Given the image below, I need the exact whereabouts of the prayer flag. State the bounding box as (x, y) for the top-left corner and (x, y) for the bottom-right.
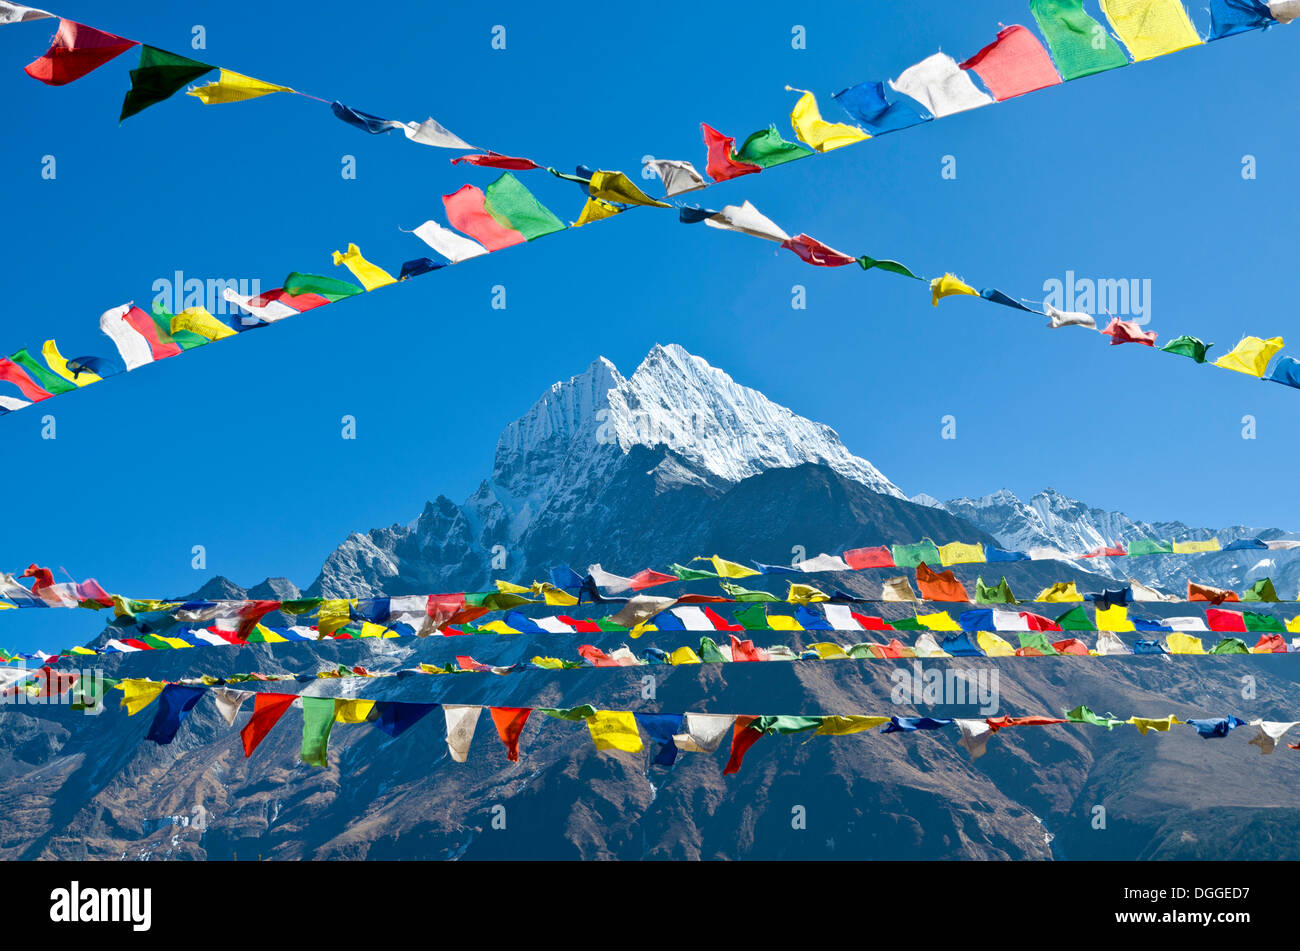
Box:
(959, 25), (1062, 101)
(25, 19), (137, 85)
(121, 46), (212, 121)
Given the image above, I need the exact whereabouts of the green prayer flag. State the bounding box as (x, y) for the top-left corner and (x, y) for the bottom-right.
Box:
(734, 124), (814, 168)
(1128, 539), (1173, 557)
(71, 676), (119, 712)
(753, 715), (823, 735)
(891, 540), (940, 569)
(9, 348), (75, 395)
(891, 617), (923, 631)
(121, 46), (214, 122)
(300, 697), (336, 767)
(699, 636), (728, 663)
(595, 617), (629, 632)
(1160, 334), (1213, 363)
(540, 704), (598, 721)
(1016, 632), (1059, 655)
(669, 563), (717, 581)
(858, 256), (920, 279)
(283, 271), (364, 301)
(1210, 637), (1251, 654)
(721, 582), (778, 602)
(484, 172), (566, 241)
(1054, 605), (1096, 631)
(976, 577), (1019, 604)
(280, 598), (324, 615)
(846, 644), (876, 659)
(1243, 613), (1283, 633)
(1029, 0), (1130, 81)
(1243, 578), (1279, 602)
(480, 593), (535, 610)
(732, 604), (770, 629)
(1065, 705), (1123, 729)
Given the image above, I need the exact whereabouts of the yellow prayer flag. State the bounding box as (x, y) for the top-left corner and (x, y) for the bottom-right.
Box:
(316, 599), (355, 637)
(537, 583), (579, 606)
(669, 646), (702, 665)
(1094, 604), (1135, 632)
(1172, 537), (1220, 554)
(1166, 633), (1206, 654)
(918, 611), (961, 632)
(815, 715), (891, 736)
(572, 197), (622, 227)
(1286, 616), (1300, 634)
(1036, 582), (1083, 603)
(42, 340), (100, 385)
(495, 580), (531, 595)
(700, 555), (760, 579)
(531, 656), (566, 669)
(332, 243), (396, 291)
(931, 273), (979, 306)
(187, 69), (295, 104)
(586, 171), (670, 208)
(1100, 0), (1202, 62)
(334, 699), (376, 724)
(939, 541), (984, 566)
(359, 621), (396, 638)
(977, 631), (1016, 656)
(1127, 715), (1181, 734)
(478, 620), (519, 635)
(1214, 336), (1284, 377)
(787, 583), (828, 604)
(766, 614), (804, 631)
(810, 642), (850, 659)
(787, 88), (870, 152)
(586, 710), (644, 752)
(171, 306), (235, 342)
(156, 637), (192, 650)
(118, 679), (166, 716)
(250, 624), (287, 643)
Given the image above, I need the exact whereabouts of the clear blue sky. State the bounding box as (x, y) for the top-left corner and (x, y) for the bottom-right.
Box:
(2, 1), (1298, 651)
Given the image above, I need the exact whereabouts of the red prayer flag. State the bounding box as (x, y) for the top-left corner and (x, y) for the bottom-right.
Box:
(489, 707), (531, 762)
(629, 568), (677, 590)
(1101, 318), (1157, 346)
(1082, 544), (1125, 558)
(122, 306), (181, 360)
(1019, 612), (1061, 632)
(24, 19), (138, 86)
(729, 635), (763, 661)
(780, 234), (857, 267)
(1205, 608), (1247, 633)
(844, 546), (895, 569)
(706, 608), (745, 632)
(1188, 582), (1239, 604)
(240, 693), (296, 756)
(959, 25), (1062, 101)
(251, 288), (331, 313)
(915, 562), (970, 602)
(1253, 634), (1287, 653)
(578, 644), (619, 667)
(451, 152), (542, 171)
(0, 358), (54, 402)
(701, 123), (761, 182)
(851, 612), (893, 630)
(1052, 638), (1090, 655)
(442, 184), (524, 251)
(557, 615), (603, 633)
(985, 715), (1067, 733)
(723, 715), (762, 775)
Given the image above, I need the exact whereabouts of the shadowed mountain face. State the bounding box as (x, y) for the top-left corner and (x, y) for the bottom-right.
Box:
(4, 344), (1299, 860)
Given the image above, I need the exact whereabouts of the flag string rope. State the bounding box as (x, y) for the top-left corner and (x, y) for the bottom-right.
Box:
(1, 4), (1298, 416)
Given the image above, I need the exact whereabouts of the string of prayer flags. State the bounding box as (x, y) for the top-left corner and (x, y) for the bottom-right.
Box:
(1030, 0), (1131, 79)
(24, 19), (137, 86)
(120, 46), (213, 121)
(330, 244), (397, 291)
(785, 87), (870, 152)
(832, 80), (932, 135)
(959, 25), (1063, 101)
(889, 52), (994, 118)
(1214, 336), (1284, 377)
(700, 123), (761, 182)
(1100, 0), (1204, 61)
(187, 69), (293, 104)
